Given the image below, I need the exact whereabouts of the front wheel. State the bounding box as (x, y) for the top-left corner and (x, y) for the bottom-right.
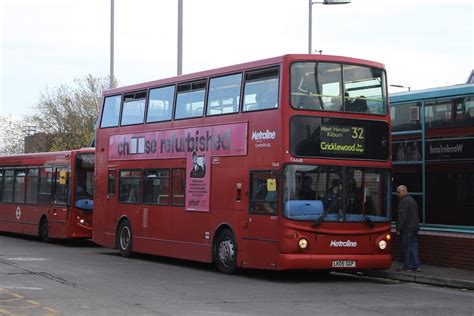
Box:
(116, 220), (133, 257)
(214, 229), (238, 274)
(39, 217), (49, 243)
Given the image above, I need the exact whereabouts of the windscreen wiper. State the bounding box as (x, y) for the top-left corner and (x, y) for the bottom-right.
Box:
(312, 211), (328, 227)
(362, 214), (375, 228)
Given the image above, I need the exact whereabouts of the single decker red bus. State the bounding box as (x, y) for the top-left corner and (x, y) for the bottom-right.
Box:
(93, 54), (392, 273)
(0, 148), (94, 241)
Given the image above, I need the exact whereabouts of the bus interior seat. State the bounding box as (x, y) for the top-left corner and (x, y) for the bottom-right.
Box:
(296, 95), (321, 110)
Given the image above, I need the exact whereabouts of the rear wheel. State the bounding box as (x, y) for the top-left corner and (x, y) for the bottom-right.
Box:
(214, 229), (237, 274)
(39, 217), (49, 243)
(116, 220), (133, 257)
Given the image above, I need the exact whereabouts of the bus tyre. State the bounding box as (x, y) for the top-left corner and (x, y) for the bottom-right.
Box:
(117, 220), (133, 258)
(39, 217), (49, 243)
(215, 229), (237, 274)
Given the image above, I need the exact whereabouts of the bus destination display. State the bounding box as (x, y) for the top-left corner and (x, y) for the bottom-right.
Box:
(320, 124), (365, 155)
(290, 116), (389, 160)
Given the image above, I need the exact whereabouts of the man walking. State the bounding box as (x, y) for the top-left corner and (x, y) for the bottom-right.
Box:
(396, 185), (422, 272)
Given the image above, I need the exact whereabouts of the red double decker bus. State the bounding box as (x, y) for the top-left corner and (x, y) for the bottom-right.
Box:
(93, 54), (392, 273)
(0, 148), (94, 241)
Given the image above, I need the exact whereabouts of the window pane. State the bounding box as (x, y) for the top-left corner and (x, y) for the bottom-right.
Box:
(391, 102), (421, 132)
(425, 99), (452, 129)
(344, 65), (385, 114)
(121, 91), (147, 126)
(2, 170), (14, 202)
(454, 96), (474, 127)
(243, 68), (279, 112)
(119, 170), (142, 203)
(38, 167), (52, 204)
(143, 170), (170, 205)
(393, 139), (422, 162)
(25, 169), (39, 203)
(100, 95), (121, 128)
(147, 86), (175, 122)
(171, 169), (185, 206)
(175, 81), (206, 119)
(74, 154), (94, 204)
(13, 170), (26, 203)
(291, 62), (342, 111)
(250, 172), (278, 214)
(207, 73), (242, 116)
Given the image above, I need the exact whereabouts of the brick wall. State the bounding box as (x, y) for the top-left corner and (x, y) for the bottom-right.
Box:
(391, 230), (474, 270)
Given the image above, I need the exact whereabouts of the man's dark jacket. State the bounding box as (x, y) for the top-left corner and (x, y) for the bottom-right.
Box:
(396, 195), (420, 233)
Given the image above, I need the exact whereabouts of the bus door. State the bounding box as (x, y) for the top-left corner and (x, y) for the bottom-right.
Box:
(105, 168), (118, 235)
(241, 171), (279, 269)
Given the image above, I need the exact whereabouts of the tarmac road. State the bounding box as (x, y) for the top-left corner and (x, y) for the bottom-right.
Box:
(0, 233), (473, 315)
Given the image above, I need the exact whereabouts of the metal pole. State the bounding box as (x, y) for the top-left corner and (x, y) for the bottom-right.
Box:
(177, 0), (183, 75)
(308, 0), (312, 54)
(110, 0), (115, 88)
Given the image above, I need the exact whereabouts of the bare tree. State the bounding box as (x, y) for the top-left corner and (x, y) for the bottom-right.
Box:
(31, 75), (115, 151)
(0, 115), (28, 154)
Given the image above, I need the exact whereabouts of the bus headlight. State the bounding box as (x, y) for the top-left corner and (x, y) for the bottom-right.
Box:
(378, 240), (387, 250)
(298, 238), (309, 250)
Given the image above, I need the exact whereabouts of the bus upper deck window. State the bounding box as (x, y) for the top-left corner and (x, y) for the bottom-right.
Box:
(175, 80), (206, 120)
(100, 95), (121, 128)
(243, 68), (279, 112)
(207, 73), (242, 116)
(290, 62), (387, 115)
(121, 91), (147, 126)
(147, 86), (175, 123)
(291, 62), (342, 111)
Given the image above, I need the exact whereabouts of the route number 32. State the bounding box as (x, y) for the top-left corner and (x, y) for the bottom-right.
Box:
(351, 127), (364, 140)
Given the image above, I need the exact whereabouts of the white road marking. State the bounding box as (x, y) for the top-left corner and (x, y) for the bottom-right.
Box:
(6, 258), (48, 262)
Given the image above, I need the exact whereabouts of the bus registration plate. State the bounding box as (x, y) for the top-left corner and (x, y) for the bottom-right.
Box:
(332, 260), (356, 268)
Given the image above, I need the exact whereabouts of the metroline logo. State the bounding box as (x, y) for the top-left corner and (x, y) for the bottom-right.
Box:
(330, 240), (358, 247)
(251, 130), (276, 141)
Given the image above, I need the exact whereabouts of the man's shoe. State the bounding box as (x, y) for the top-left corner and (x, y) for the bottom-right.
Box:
(396, 268), (413, 272)
(413, 268), (422, 272)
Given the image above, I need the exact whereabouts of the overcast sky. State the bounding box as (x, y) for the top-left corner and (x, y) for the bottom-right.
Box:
(1, 0), (473, 117)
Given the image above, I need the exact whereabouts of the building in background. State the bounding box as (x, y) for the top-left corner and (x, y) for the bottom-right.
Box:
(390, 82), (474, 270)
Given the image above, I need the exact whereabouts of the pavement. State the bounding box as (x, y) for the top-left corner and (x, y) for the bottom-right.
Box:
(356, 261), (474, 290)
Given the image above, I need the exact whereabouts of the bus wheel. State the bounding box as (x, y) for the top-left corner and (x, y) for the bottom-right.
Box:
(117, 220), (133, 257)
(215, 229), (237, 274)
(39, 217), (49, 243)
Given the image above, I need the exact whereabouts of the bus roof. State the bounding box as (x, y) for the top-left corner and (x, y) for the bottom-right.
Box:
(390, 83), (474, 105)
(104, 54), (386, 96)
(0, 147), (94, 163)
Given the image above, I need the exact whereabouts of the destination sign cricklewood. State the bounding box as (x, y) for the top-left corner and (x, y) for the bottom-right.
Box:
(320, 124), (366, 155)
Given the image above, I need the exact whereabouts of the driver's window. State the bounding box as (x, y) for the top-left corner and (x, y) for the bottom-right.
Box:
(249, 171), (279, 214)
